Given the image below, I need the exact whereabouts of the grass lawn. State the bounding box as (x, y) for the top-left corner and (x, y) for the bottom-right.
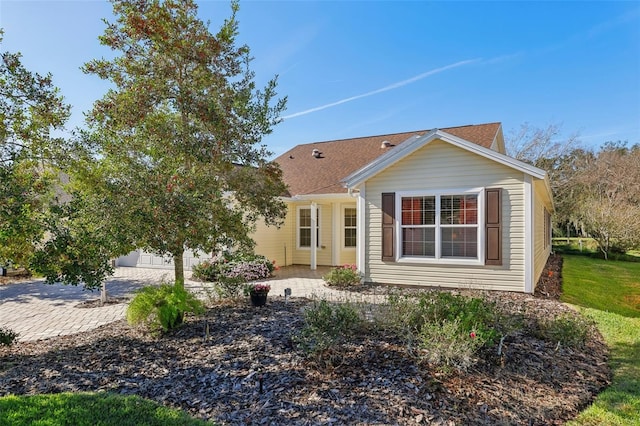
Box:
(0, 392), (209, 426)
(562, 254), (640, 425)
(561, 254), (640, 318)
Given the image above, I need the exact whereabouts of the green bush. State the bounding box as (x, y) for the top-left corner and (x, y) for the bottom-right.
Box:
(0, 327), (19, 346)
(191, 259), (224, 282)
(384, 291), (502, 370)
(535, 313), (593, 348)
(212, 275), (246, 299)
(416, 319), (485, 371)
(388, 292), (500, 344)
(322, 264), (362, 287)
(126, 283), (205, 334)
(294, 300), (362, 363)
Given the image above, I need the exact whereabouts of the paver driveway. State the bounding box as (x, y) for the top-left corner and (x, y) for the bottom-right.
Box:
(0, 266), (339, 342)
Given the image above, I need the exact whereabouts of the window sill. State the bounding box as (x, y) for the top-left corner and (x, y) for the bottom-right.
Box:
(396, 257), (483, 266)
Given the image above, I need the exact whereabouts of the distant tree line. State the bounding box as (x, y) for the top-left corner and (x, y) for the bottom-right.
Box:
(507, 123), (640, 259)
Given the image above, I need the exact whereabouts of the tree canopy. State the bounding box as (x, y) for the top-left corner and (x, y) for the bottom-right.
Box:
(78, 0), (288, 284)
(0, 29), (70, 267)
(506, 123), (640, 258)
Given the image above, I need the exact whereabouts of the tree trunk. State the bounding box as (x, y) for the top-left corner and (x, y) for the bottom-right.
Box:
(174, 250), (185, 289)
(101, 282), (108, 304)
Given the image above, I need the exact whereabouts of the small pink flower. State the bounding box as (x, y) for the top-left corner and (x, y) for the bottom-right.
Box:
(469, 332), (477, 339)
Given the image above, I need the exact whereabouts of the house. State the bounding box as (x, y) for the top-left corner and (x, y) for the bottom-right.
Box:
(252, 122), (553, 294)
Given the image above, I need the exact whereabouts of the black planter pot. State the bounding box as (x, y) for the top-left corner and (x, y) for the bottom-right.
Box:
(250, 292), (268, 307)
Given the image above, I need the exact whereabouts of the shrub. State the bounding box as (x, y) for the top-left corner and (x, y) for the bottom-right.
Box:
(0, 327), (19, 346)
(535, 313), (593, 348)
(416, 319), (485, 371)
(387, 292), (500, 343)
(294, 300), (362, 363)
(192, 259), (223, 282)
(126, 283), (205, 334)
(383, 291), (502, 370)
(192, 252), (275, 283)
(221, 259), (271, 283)
(323, 264), (362, 287)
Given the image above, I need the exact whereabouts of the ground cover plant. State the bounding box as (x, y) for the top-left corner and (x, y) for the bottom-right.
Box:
(0, 282), (609, 425)
(0, 392), (208, 426)
(560, 253), (640, 425)
(0, 328), (18, 347)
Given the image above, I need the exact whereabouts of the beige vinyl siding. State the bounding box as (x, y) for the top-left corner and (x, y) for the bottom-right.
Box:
(532, 181), (552, 289)
(365, 139), (527, 292)
(252, 201), (295, 266)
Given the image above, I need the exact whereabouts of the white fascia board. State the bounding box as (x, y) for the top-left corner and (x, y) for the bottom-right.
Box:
(342, 129), (548, 188)
(284, 193), (355, 202)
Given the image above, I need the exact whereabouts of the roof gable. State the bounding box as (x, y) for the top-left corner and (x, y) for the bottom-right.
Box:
(275, 122), (502, 196)
(342, 129), (547, 189)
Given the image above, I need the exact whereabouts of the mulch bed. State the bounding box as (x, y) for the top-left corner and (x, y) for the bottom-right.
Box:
(0, 255), (610, 425)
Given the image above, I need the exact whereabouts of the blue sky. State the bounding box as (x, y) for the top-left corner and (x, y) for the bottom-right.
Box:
(1, 1), (639, 157)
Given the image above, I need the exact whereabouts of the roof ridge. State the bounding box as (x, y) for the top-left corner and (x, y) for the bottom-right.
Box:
(290, 122), (501, 147)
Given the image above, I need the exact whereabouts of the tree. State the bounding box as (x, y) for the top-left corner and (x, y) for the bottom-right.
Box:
(79, 0), (287, 286)
(506, 122), (581, 167)
(30, 188), (135, 302)
(0, 29), (70, 268)
(505, 122), (583, 235)
(572, 142), (640, 258)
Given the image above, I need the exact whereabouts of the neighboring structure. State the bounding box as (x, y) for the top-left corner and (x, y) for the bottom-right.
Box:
(252, 122), (553, 293)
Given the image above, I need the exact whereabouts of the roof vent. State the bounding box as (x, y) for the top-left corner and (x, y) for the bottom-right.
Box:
(312, 148), (322, 158)
(381, 140), (392, 149)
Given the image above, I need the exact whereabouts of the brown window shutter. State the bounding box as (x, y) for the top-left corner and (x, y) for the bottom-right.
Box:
(381, 192), (395, 261)
(485, 188), (502, 265)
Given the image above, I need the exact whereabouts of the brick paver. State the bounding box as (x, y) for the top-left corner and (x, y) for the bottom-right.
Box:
(0, 266), (346, 342)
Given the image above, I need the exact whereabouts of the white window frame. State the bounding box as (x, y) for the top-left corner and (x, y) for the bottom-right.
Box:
(342, 205), (357, 249)
(395, 188), (485, 265)
(297, 205), (321, 249)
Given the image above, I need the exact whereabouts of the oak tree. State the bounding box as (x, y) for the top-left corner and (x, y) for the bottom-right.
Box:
(80, 0), (287, 286)
(0, 30), (70, 268)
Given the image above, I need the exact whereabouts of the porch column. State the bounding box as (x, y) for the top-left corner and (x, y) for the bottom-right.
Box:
(310, 202), (317, 270)
(356, 184), (366, 275)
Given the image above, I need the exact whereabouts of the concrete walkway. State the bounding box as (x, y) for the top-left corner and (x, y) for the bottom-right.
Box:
(0, 266), (350, 342)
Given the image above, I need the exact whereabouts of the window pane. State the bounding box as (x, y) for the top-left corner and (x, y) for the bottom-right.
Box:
(402, 228), (435, 257)
(441, 195), (477, 225)
(344, 208), (356, 227)
(463, 195), (478, 224)
(300, 228), (311, 247)
(402, 196), (435, 225)
(441, 228), (477, 258)
(344, 229), (356, 247)
(300, 208), (311, 227)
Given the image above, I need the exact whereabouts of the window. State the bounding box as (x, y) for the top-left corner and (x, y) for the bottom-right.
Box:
(298, 206), (320, 248)
(400, 193), (479, 260)
(544, 208), (551, 248)
(344, 207), (357, 248)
